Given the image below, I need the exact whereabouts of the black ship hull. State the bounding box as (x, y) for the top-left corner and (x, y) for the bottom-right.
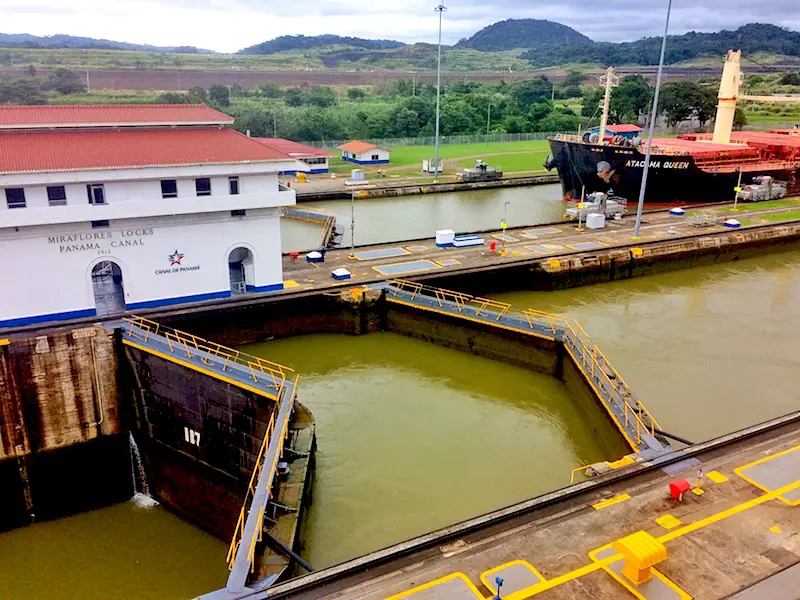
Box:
(547, 138), (800, 206)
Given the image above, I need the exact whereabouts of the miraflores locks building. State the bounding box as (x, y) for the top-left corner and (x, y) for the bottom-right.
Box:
(0, 104), (299, 328)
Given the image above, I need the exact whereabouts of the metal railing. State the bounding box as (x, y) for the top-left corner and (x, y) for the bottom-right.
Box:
(122, 315), (293, 391)
(562, 319), (660, 444)
(226, 375), (299, 576)
(301, 131), (565, 150)
(384, 280), (661, 449)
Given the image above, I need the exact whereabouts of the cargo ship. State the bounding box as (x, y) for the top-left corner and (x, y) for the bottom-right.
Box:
(545, 51), (800, 206)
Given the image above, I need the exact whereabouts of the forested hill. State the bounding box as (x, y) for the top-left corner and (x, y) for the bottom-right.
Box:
(0, 33), (209, 53)
(521, 23), (800, 67)
(239, 35), (405, 55)
(457, 19), (592, 51)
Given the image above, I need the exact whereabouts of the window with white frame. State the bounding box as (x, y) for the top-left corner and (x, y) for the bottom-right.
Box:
(5, 188), (25, 209)
(195, 178), (211, 196)
(47, 186), (67, 206)
(161, 179), (178, 198)
(86, 184), (106, 205)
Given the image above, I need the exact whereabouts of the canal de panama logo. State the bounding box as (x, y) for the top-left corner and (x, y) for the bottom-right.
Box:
(155, 250), (199, 275)
(168, 249), (184, 266)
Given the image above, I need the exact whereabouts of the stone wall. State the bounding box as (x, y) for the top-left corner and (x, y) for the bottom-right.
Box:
(0, 324), (129, 531)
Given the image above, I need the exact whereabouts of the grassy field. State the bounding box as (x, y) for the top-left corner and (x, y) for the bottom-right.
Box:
(324, 140), (551, 177)
(322, 140), (554, 180)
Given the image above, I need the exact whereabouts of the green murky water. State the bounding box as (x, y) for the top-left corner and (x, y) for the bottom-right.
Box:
(242, 333), (612, 569)
(4, 246), (800, 597)
(0, 496), (225, 600)
(281, 184), (565, 251)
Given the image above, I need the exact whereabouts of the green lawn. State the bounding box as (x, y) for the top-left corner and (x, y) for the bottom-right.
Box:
(387, 140), (550, 167)
(456, 151), (550, 173)
(741, 209), (800, 226)
(323, 140), (553, 178)
(717, 198), (800, 214)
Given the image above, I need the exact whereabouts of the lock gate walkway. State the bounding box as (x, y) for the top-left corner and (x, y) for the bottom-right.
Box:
(376, 280), (667, 454)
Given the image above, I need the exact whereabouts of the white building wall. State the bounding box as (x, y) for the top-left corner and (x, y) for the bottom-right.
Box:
(353, 149), (390, 163)
(0, 209), (284, 326)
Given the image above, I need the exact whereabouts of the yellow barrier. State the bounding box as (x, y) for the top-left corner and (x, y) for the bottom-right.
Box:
(123, 315), (293, 390)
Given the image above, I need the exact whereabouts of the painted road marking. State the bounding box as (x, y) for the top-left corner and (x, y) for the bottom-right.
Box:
(435, 258), (461, 267)
(480, 561), (544, 595)
(353, 247), (410, 261)
(735, 445), (800, 506)
(592, 494), (631, 510)
(568, 241), (610, 251)
(492, 233), (519, 242)
(521, 227), (562, 239)
(707, 471), (729, 484)
(655, 515), (682, 530)
(524, 245), (553, 255)
(373, 260), (441, 276)
(384, 572), (483, 599)
(406, 245), (429, 252)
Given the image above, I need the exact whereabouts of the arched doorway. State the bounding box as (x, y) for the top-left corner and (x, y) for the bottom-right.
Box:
(92, 261), (125, 315)
(228, 247), (254, 294)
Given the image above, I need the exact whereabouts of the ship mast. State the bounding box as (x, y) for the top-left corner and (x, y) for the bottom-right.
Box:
(712, 50), (800, 144)
(598, 66), (619, 139)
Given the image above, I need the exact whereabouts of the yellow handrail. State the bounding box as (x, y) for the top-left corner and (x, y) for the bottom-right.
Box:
(570, 462), (605, 484)
(123, 315), (293, 391)
(384, 281), (660, 447)
(226, 375), (299, 572)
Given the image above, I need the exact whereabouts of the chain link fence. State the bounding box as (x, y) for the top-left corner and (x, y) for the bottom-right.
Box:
(301, 132), (562, 149)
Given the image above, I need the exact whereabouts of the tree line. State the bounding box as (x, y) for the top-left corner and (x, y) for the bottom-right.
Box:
(0, 68), (754, 141)
(0, 67), (86, 104)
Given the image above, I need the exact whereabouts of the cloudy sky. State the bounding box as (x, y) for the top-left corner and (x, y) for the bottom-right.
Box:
(1, 0), (798, 53)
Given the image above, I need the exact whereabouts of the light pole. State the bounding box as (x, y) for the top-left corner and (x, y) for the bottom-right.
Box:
(433, 4), (447, 182)
(487, 102), (492, 137)
(632, 0), (673, 240)
(502, 200), (510, 249)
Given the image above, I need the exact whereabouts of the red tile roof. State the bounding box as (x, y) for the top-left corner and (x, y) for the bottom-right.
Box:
(0, 128), (292, 174)
(253, 138), (333, 158)
(0, 104), (233, 129)
(337, 140), (387, 154)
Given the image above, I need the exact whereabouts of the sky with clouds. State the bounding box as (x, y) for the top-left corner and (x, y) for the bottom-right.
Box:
(0, 0), (798, 53)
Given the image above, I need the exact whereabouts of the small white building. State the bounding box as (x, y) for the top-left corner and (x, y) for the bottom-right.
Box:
(337, 141), (390, 165)
(253, 138), (333, 174)
(0, 104), (297, 328)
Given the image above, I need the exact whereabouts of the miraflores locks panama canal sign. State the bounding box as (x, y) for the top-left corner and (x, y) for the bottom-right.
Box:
(46, 227), (201, 274)
(48, 228), (154, 253)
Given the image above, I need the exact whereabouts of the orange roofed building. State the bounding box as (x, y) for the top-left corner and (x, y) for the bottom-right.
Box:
(336, 140), (391, 165)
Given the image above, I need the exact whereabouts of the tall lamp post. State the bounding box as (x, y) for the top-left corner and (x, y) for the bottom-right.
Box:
(632, 0), (673, 240)
(433, 4), (447, 181)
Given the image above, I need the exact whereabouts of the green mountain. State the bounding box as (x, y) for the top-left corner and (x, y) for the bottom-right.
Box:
(521, 23), (800, 67)
(0, 33), (210, 53)
(239, 35), (405, 55)
(457, 19), (593, 52)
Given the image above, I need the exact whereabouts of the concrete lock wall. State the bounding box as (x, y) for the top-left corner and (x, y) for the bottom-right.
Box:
(0, 325), (130, 531)
(121, 342), (282, 540)
(159, 291), (383, 348)
(384, 301), (560, 376)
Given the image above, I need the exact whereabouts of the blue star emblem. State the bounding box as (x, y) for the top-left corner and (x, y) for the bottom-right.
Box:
(169, 250), (184, 265)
